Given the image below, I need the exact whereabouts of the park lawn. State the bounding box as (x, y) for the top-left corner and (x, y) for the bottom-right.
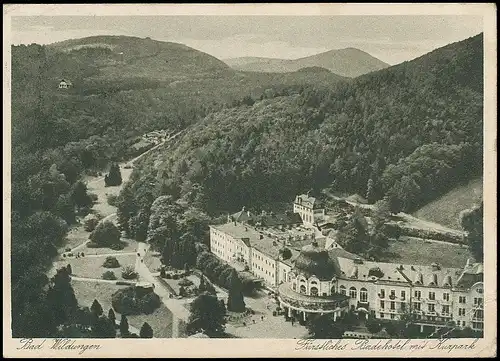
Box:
(56, 254), (137, 279)
(381, 236), (473, 268)
(72, 280), (171, 337)
(83, 238), (139, 256)
(72, 280), (128, 313)
(126, 304), (174, 338)
(62, 226), (89, 252)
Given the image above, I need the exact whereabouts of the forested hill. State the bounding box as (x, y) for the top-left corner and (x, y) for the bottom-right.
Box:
(124, 33), (483, 217)
(47, 35), (232, 80)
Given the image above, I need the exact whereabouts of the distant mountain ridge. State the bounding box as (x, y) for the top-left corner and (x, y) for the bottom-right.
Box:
(224, 48), (390, 78)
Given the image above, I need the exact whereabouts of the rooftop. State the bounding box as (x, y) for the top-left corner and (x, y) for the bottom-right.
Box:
(294, 194), (323, 209)
(229, 208), (302, 227)
(212, 222), (284, 260)
(293, 242), (341, 280)
(335, 256), (465, 287)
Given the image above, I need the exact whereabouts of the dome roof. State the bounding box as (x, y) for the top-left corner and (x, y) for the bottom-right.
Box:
(292, 241), (340, 280)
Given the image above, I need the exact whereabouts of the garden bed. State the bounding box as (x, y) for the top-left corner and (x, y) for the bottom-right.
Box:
(83, 238), (138, 255)
(55, 254), (137, 279)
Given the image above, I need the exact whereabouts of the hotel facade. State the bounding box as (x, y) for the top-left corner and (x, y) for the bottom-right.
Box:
(209, 194), (484, 332)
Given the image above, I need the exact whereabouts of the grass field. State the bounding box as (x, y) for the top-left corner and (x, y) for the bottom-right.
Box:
(62, 226), (89, 251)
(55, 254), (137, 279)
(413, 178), (482, 230)
(127, 304), (173, 338)
(381, 236), (473, 268)
(72, 280), (128, 313)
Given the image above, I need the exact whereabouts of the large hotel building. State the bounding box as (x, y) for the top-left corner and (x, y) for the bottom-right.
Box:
(209, 194), (484, 333)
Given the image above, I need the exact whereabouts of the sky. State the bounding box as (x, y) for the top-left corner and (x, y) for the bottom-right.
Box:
(10, 15), (483, 65)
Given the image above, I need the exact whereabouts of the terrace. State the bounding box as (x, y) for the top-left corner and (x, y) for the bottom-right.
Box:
(277, 283), (349, 312)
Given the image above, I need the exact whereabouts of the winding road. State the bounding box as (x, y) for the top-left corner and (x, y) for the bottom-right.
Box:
(53, 130), (188, 338)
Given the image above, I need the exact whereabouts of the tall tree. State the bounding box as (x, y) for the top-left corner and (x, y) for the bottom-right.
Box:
(337, 207), (369, 254)
(306, 313), (345, 339)
(226, 270), (246, 313)
(119, 314), (129, 336)
(45, 266), (78, 326)
(186, 293), (226, 337)
(105, 162), (122, 187)
(91, 299), (104, 317)
(459, 202), (483, 262)
(108, 308), (116, 327)
(140, 322), (154, 338)
(71, 181), (92, 209)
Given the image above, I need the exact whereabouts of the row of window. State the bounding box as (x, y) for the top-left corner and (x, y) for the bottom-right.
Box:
(380, 289), (407, 300)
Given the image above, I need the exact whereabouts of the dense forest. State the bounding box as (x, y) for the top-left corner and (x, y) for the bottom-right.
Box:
(122, 34), (483, 219)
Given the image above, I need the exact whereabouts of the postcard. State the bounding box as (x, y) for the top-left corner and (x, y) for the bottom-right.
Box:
(3, 3), (497, 358)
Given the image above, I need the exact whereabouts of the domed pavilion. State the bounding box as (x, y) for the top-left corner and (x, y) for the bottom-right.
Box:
(277, 241), (349, 323)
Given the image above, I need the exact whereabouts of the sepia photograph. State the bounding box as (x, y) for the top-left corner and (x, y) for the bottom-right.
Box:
(3, 3), (497, 358)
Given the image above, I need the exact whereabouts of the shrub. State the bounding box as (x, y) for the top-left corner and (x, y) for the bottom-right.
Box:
(67, 253), (74, 257)
(102, 271), (117, 280)
(103, 256), (120, 268)
(366, 318), (383, 334)
(89, 193), (98, 202)
(272, 311), (277, 316)
(89, 221), (121, 247)
(62, 254), (66, 258)
(110, 242), (125, 251)
(178, 278), (193, 287)
(107, 194), (119, 207)
(122, 266), (138, 280)
(165, 273), (172, 279)
(87, 242), (99, 248)
(112, 286), (161, 315)
(172, 274), (179, 280)
(65, 247), (71, 252)
(81, 252), (85, 257)
(116, 281), (133, 286)
(138, 292), (161, 314)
